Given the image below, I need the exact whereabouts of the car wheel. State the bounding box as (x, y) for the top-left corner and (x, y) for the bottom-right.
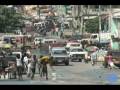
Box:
(65, 61), (69, 66)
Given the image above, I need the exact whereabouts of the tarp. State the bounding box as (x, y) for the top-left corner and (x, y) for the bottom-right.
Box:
(4, 44), (12, 48)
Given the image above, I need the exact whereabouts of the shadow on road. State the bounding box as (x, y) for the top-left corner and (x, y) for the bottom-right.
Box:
(71, 61), (82, 62)
(53, 64), (73, 66)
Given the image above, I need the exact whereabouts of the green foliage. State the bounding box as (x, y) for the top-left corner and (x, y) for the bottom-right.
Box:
(85, 17), (99, 33)
(0, 5), (24, 33)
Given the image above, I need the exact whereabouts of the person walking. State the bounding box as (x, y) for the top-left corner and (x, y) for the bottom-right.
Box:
(30, 55), (37, 80)
(106, 52), (115, 69)
(16, 54), (23, 80)
(23, 54), (29, 73)
(38, 55), (54, 80)
(27, 55), (32, 78)
(55, 27), (59, 36)
(91, 51), (97, 66)
(52, 29), (55, 36)
(60, 31), (63, 39)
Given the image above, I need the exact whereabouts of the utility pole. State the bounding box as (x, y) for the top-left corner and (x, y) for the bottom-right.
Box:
(79, 5), (84, 37)
(37, 5), (40, 21)
(98, 5), (101, 43)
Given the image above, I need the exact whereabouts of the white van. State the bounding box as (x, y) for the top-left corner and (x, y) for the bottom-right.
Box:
(12, 52), (22, 59)
(41, 38), (57, 44)
(90, 33), (111, 44)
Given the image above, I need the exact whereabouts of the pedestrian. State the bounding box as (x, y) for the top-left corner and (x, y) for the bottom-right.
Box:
(106, 52), (116, 69)
(23, 54), (29, 73)
(91, 50), (97, 66)
(39, 55), (49, 80)
(16, 54), (23, 80)
(52, 29), (55, 36)
(60, 31), (63, 39)
(55, 27), (59, 36)
(27, 55), (32, 78)
(30, 55), (37, 80)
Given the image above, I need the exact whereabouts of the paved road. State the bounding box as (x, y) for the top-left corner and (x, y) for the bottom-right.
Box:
(0, 61), (120, 85)
(1, 35), (120, 85)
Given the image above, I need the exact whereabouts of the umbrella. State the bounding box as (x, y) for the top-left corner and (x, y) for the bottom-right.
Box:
(4, 44), (12, 48)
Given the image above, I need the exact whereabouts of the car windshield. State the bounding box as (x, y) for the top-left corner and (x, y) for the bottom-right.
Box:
(72, 35), (82, 39)
(71, 49), (83, 52)
(53, 50), (67, 55)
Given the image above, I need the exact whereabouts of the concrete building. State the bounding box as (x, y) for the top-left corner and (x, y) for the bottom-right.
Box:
(71, 5), (120, 34)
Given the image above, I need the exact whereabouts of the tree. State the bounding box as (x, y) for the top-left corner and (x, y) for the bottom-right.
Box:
(85, 17), (99, 33)
(0, 5), (25, 33)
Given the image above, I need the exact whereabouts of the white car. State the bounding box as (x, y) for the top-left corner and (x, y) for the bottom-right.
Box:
(66, 42), (82, 51)
(41, 38), (56, 44)
(12, 51), (22, 59)
(68, 47), (88, 62)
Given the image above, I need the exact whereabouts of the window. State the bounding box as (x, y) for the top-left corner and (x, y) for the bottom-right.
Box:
(45, 41), (53, 44)
(53, 50), (67, 55)
(71, 49), (83, 52)
(92, 35), (97, 39)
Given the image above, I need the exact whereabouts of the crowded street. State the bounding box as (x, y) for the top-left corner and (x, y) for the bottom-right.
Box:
(0, 62), (120, 85)
(0, 5), (120, 85)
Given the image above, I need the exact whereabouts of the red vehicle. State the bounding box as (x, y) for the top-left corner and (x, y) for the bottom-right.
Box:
(49, 42), (66, 51)
(50, 42), (65, 48)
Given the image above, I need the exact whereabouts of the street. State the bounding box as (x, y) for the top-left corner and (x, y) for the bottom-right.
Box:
(0, 61), (120, 85)
(1, 5), (120, 85)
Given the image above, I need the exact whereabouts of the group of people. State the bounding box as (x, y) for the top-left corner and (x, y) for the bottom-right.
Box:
(0, 48), (54, 80)
(15, 52), (54, 80)
(90, 49), (118, 69)
(7, 53), (38, 80)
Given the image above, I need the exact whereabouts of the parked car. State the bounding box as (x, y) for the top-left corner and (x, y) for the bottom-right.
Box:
(50, 47), (69, 65)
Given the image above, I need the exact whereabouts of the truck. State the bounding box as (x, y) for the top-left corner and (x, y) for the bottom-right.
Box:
(90, 32), (111, 45)
(68, 47), (88, 62)
(62, 30), (73, 39)
(50, 47), (70, 66)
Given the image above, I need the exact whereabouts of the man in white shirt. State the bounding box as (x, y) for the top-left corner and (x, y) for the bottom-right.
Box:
(23, 55), (29, 73)
(16, 54), (23, 80)
(55, 27), (59, 36)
